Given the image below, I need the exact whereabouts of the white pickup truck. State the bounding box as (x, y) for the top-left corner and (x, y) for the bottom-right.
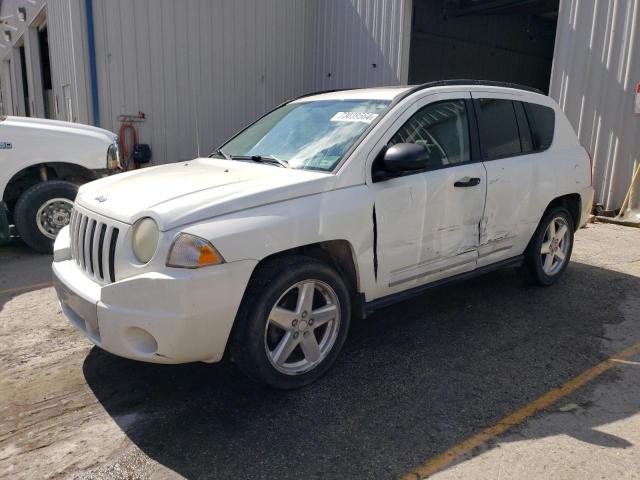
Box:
(0, 116), (119, 252)
(53, 81), (594, 389)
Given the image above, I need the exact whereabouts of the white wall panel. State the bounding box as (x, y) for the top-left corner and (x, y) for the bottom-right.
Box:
(47, 0), (92, 124)
(0, 0), (46, 115)
(93, 0), (317, 165)
(550, 0), (640, 210)
(312, 0), (411, 91)
(0, 0), (92, 123)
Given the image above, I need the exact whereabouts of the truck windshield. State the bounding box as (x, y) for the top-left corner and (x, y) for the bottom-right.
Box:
(216, 99), (391, 172)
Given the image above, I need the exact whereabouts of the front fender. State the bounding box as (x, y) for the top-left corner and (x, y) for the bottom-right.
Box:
(177, 186), (376, 296)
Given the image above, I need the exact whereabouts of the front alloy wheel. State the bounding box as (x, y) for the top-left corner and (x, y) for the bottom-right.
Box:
(232, 255), (351, 389)
(265, 280), (341, 375)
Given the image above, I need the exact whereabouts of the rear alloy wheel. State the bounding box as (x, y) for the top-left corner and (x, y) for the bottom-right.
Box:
(232, 255), (351, 389)
(540, 216), (571, 276)
(521, 206), (574, 286)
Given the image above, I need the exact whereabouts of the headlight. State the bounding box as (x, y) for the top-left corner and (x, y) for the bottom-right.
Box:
(132, 217), (159, 264)
(107, 143), (121, 169)
(166, 233), (224, 268)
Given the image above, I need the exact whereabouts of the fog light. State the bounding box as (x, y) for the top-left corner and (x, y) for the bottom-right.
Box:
(124, 327), (158, 355)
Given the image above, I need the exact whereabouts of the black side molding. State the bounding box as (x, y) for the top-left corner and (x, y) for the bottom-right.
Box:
(365, 255), (524, 316)
(372, 204), (378, 281)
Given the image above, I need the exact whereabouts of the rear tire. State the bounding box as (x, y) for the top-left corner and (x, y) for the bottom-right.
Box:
(231, 255), (351, 389)
(521, 206), (574, 286)
(14, 180), (77, 253)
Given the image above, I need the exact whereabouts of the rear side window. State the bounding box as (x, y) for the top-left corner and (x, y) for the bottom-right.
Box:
(476, 99), (521, 159)
(524, 102), (555, 151)
(514, 102), (533, 153)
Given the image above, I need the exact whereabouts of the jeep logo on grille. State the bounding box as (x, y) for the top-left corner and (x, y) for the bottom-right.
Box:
(95, 195), (107, 203)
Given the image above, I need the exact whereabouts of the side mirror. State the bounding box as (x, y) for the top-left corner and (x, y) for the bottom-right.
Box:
(382, 143), (429, 173)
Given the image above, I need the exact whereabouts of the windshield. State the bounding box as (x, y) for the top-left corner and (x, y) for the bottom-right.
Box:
(216, 99), (391, 172)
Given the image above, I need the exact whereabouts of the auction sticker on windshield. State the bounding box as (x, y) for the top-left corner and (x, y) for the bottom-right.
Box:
(330, 111), (379, 123)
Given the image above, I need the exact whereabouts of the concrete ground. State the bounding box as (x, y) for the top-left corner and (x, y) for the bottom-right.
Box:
(1, 222), (640, 479)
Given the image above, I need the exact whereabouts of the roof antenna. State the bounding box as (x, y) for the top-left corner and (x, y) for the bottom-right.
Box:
(191, 74), (201, 158)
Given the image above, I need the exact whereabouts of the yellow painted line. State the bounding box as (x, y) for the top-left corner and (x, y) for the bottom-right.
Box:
(611, 358), (640, 366)
(401, 341), (640, 480)
(0, 282), (52, 297)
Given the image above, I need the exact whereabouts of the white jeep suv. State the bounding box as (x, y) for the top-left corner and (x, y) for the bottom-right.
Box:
(53, 81), (594, 389)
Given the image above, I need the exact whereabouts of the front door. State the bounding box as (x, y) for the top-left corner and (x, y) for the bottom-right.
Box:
(368, 93), (486, 299)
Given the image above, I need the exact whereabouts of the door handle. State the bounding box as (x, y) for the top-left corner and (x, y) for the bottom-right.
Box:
(454, 177), (481, 187)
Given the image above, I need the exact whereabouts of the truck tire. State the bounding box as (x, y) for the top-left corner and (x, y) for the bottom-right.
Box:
(14, 180), (77, 253)
(0, 203), (10, 246)
(521, 206), (574, 286)
(231, 255), (351, 389)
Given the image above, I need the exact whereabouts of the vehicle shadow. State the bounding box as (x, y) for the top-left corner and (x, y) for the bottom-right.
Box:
(83, 261), (640, 479)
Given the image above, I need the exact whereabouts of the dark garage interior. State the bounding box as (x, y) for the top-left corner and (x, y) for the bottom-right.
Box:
(409, 0), (560, 92)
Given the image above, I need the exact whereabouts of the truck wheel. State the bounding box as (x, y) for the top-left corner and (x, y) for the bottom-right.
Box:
(231, 255), (351, 389)
(0, 203), (10, 246)
(14, 180), (77, 253)
(521, 206), (574, 286)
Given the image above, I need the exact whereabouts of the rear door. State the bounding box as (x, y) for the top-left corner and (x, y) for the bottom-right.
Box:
(471, 93), (553, 267)
(367, 93), (486, 299)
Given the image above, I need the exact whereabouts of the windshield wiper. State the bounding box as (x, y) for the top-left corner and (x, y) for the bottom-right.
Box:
(250, 155), (290, 168)
(210, 151), (290, 168)
(226, 154), (290, 168)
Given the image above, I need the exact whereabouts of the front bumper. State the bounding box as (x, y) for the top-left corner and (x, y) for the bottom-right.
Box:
(52, 237), (257, 364)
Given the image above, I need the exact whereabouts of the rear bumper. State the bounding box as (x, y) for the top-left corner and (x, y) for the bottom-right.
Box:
(580, 186), (595, 227)
(53, 254), (257, 364)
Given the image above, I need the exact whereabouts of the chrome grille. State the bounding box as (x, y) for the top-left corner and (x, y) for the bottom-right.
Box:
(69, 209), (120, 283)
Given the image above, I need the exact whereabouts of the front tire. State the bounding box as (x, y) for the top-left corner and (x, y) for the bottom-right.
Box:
(521, 206), (574, 286)
(14, 180), (77, 253)
(231, 255), (351, 389)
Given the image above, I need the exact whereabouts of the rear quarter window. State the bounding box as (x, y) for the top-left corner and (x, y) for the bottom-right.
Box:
(524, 102), (555, 151)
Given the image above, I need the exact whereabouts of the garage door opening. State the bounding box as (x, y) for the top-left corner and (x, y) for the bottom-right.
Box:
(37, 25), (54, 119)
(18, 43), (31, 116)
(408, 0), (559, 93)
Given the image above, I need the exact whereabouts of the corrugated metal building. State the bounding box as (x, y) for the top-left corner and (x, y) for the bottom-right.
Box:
(549, 0), (640, 211)
(0, 0), (637, 210)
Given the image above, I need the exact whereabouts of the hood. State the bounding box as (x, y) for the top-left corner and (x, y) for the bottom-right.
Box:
(3, 116), (117, 142)
(76, 158), (335, 230)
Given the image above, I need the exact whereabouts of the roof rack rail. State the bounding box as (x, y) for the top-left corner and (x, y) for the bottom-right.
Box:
(408, 79), (544, 95)
(294, 80), (542, 103)
(294, 88), (349, 100)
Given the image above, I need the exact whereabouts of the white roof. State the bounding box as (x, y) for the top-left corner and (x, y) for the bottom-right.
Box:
(291, 86), (413, 103)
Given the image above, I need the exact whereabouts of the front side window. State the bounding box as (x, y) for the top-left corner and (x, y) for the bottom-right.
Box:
(217, 99), (390, 172)
(476, 98), (522, 160)
(388, 99), (470, 170)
